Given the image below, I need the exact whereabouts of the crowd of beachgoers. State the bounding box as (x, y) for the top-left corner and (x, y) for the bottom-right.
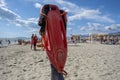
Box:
(0, 35), (120, 49)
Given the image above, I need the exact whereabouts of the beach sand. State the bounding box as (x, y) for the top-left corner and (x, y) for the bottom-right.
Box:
(0, 43), (120, 80)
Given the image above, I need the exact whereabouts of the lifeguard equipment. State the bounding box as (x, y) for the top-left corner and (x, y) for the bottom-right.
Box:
(39, 4), (67, 75)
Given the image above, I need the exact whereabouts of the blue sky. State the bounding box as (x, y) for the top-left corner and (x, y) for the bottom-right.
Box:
(0, 0), (120, 38)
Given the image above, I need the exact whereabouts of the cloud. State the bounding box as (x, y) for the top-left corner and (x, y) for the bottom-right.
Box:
(14, 18), (38, 28)
(67, 27), (72, 30)
(48, 0), (115, 23)
(61, 7), (70, 13)
(32, 0), (116, 34)
(24, 27), (40, 37)
(34, 2), (42, 8)
(68, 9), (99, 21)
(0, 0), (21, 22)
(0, 0), (40, 35)
(80, 27), (86, 31)
(34, 0), (80, 13)
(88, 23), (103, 31)
(25, 27), (39, 34)
(0, 0), (39, 29)
(0, 0), (6, 7)
(0, 7), (21, 20)
(80, 23), (120, 34)
(105, 24), (120, 31)
(25, 0), (115, 23)
(68, 9), (115, 23)
(55, 0), (79, 13)
(80, 22), (105, 33)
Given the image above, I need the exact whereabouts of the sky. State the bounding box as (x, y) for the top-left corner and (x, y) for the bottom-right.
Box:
(0, 0), (120, 38)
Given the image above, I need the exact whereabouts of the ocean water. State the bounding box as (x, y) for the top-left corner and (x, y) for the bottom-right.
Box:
(0, 39), (18, 47)
(0, 37), (31, 47)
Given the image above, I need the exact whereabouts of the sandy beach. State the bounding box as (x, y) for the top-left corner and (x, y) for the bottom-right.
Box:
(0, 43), (120, 80)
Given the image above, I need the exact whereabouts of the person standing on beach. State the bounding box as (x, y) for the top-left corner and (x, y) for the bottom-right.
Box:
(0, 40), (3, 46)
(31, 34), (34, 50)
(38, 4), (49, 51)
(33, 34), (38, 51)
(8, 40), (11, 45)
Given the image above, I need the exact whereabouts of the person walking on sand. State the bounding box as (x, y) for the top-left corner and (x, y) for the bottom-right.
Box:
(8, 40), (11, 45)
(0, 40), (3, 47)
(31, 34), (34, 50)
(33, 34), (38, 51)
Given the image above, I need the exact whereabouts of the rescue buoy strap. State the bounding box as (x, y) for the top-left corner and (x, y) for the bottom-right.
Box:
(41, 12), (66, 17)
(41, 13), (47, 17)
(61, 12), (67, 16)
(62, 70), (67, 76)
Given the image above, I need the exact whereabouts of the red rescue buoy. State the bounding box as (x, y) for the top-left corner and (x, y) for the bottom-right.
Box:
(41, 4), (67, 74)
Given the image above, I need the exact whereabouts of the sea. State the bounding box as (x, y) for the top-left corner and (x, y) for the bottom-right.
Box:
(0, 37), (30, 47)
